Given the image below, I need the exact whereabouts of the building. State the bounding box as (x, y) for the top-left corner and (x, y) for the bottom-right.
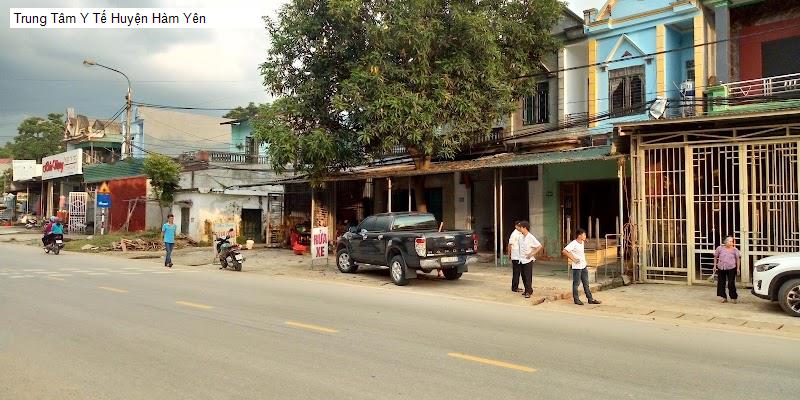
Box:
(128, 106), (230, 158)
(618, 0), (800, 285)
(64, 108), (123, 165)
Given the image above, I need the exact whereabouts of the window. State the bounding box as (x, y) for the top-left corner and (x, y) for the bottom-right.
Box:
(373, 215), (392, 232)
(358, 217), (376, 232)
(609, 66), (645, 117)
(245, 136), (258, 156)
(685, 60), (695, 83)
(392, 214), (438, 231)
(522, 81), (550, 125)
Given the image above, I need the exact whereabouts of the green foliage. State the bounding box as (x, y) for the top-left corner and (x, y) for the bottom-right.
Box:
(223, 102), (261, 120)
(5, 114), (65, 162)
(143, 154), (182, 207)
(258, 0), (564, 179)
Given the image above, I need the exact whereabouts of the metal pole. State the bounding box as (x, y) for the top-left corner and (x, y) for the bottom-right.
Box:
(125, 86), (132, 158)
(100, 208), (106, 235)
(499, 168), (504, 266)
(408, 178), (411, 211)
(619, 160), (626, 281)
(387, 177), (392, 212)
(493, 169), (498, 267)
(311, 188), (315, 267)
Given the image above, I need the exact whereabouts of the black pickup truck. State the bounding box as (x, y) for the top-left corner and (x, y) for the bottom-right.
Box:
(335, 212), (477, 286)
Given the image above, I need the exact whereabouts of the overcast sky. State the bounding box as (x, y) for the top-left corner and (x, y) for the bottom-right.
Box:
(0, 0), (603, 145)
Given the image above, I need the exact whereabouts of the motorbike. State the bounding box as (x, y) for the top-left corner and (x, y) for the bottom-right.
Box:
(216, 236), (244, 271)
(25, 217), (39, 230)
(44, 234), (64, 255)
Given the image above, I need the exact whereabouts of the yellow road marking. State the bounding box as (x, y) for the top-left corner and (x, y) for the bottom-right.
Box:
(176, 301), (213, 310)
(98, 286), (129, 293)
(447, 353), (536, 373)
(47, 276), (65, 281)
(285, 321), (338, 334)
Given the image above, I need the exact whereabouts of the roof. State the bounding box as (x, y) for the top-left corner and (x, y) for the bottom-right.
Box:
(615, 108), (800, 135)
(82, 158), (146, 184)
(327, 145), (618, 181)
(220, 118), (246, 125)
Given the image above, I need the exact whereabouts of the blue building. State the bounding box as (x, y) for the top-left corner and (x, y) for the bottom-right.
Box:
(585, 0), (706, 130)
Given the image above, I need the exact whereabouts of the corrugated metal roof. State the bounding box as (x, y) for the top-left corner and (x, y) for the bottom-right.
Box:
(83, 158), (146, 184)
(490, 145), (617, 168)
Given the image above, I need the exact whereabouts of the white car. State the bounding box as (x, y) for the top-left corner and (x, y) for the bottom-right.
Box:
(752, 253), (800, 317)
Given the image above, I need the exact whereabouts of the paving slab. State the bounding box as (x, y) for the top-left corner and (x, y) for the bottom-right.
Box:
(678, 313), (714, 323)
(649, 310), (685, 319)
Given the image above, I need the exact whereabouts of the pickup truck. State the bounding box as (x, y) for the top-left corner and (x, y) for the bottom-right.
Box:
(335, 212), (477, 286)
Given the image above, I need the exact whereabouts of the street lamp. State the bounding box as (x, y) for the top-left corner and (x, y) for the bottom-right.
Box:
(83, 59), (133, 159)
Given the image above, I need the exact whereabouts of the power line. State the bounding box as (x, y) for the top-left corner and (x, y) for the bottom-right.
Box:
(133, 101), (238, 112)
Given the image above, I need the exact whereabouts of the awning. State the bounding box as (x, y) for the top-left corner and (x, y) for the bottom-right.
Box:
(327, 145), (619, 181)
(83, 158), (145, 184)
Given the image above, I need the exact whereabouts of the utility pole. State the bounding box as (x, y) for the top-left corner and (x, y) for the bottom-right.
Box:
(83, 59), (133, 158)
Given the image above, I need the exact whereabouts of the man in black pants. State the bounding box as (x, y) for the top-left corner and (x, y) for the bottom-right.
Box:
(517, 221), (542, 299)
(508, 221), (524, 293)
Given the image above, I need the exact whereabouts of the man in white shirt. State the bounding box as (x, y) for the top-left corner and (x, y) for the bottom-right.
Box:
(508, 221), (524, 293)
(517, 221), (542, 299)
(562, 228), (601, 305)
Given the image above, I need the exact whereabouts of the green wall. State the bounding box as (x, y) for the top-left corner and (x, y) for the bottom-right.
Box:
(541, 159), (628, 256)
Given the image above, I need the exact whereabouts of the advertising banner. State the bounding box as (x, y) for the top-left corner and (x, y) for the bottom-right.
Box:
(42, 149), (83, 180)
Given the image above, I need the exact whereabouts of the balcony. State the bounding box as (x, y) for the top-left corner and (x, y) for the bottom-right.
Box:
(180, 150), (269, 165)
(708, 72), (800, 115)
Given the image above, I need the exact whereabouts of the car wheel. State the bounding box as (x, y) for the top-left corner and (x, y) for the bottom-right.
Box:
(389, 255), (409, 286)
(442, 267), (462, 281)
(778, 278), (800, 317)
(336, 248), (358, 273)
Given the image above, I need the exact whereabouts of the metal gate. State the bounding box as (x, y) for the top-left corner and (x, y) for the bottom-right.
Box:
(68, 192), (88, 234)
(637, 138), (800, 284)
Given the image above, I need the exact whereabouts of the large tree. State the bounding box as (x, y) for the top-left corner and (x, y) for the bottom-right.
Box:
(6, 114), (65, 162)
(257, 0), (562, 208)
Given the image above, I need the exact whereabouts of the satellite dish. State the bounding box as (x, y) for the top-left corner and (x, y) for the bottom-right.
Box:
(649, 96), (668, 119)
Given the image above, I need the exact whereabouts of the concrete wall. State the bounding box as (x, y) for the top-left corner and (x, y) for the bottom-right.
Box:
(229, 120), (268, 156)
(130, 106), (230, 158)
(171, 192), (268, 243)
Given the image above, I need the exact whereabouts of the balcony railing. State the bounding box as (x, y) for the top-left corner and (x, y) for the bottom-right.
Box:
(722, 72), (800, 101)
(181, 151), (269, 165)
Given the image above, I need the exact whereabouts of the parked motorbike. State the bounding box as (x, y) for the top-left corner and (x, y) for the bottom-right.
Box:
(44, 234), (64, 255)
(216, 236), (244, 271)
(25, 217), (39, 230)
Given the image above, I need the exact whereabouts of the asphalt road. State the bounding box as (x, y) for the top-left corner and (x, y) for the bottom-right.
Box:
(1, 243), (798, 400)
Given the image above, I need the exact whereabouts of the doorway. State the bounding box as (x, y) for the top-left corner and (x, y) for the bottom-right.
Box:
(180, 207), (190, 235)
(241, 209), (264, 243)
(559, 180), (620, 247)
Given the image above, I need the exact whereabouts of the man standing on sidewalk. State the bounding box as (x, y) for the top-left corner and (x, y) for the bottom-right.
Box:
(563, 229), (601, 306)
(713, 236), (741, 303)
(162, 214), (177, 268)
(508, 221), (524, 293)
(517, 221), (542, 299)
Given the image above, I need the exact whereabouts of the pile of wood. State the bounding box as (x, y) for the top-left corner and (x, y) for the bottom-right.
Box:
(111, 235), (199, 252)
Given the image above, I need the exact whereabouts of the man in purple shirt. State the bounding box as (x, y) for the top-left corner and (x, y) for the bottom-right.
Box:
(713, 236), (741, 303)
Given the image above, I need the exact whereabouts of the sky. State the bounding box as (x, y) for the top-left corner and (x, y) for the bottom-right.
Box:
(0, 0), (604, 146)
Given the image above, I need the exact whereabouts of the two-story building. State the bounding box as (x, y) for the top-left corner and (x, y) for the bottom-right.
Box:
(617, 0), (800, 285)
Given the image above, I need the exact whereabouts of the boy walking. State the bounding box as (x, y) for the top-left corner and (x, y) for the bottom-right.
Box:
(162, 214), (177, 268)
(563, 229), (601, 305)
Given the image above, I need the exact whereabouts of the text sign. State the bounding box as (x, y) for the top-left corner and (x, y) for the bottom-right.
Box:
(96, 194), (112, 208)
(42, 149), (83, 180)
(311, 227), (328, 259)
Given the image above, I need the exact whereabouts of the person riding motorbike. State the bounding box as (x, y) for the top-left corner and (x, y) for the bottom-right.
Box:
(216, 229), (236, 269)
(42, 216), (56, 246)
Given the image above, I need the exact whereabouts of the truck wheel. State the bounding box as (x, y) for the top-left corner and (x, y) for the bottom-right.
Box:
(337, 248), (358, 273)
(442, 268), (462, 281)
(778, 278), (800, 317)
(389, 255), (409, 286)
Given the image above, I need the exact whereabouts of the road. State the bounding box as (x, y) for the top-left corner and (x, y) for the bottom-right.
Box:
(1, 243), (798, 400)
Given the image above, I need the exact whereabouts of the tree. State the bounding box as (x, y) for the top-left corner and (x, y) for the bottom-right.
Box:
(6, 114), (65, 162)
(223, 102), (261, 121)
(257, 0), (563, 209)
(143, 155), (182, 219)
